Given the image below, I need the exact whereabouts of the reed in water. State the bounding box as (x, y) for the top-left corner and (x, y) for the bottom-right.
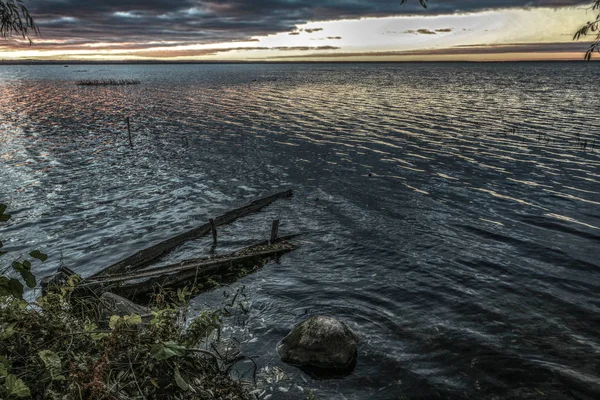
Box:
(76, 79), (141, 86)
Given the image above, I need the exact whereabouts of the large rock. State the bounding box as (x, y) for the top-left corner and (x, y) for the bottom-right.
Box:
(277, 316), (359, 373)
(98, 292), (152, 321)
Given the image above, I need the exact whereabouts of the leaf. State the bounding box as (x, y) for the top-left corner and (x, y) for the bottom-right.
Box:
(122, 314), (142, 325)
(84, 321), (108, 341)
(0, 277), (24, 299)
(20, 270), (36, 289)
(39, 350), (61, 370)
(66, 274), (80, 287)
(8, 278), (24, 299)
(150, 341), (187, 361)
(108, 315), (121, 330)
(1, 322), (17, 340)
(0, 363), (7, 379)
(108, 314), (142, 330)
(12, 261), (23, 272)
(0, 204), (11, 222)
(29, 250), (48, 262)
(0, 276), (10, 296)
(5, 374), (31, 398)
(39, 350), (62, 380)
(11, 261), (36, 288)
(174, 367), (189, 391)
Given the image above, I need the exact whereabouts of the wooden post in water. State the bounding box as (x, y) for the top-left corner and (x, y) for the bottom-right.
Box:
(209, 218), (217, 247)
(269, 219), (280, 245)
(126, 116), (133, 148)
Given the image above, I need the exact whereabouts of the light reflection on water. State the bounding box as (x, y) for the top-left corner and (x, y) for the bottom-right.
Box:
(1, 63), (599, 399)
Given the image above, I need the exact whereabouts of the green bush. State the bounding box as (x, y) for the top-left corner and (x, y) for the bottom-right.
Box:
(0, 203), (252, 399)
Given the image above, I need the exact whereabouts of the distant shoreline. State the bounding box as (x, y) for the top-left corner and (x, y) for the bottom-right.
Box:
(0, 59), (595, 65)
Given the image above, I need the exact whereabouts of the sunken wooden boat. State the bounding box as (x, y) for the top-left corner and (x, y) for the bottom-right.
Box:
(77, 235), (299, 301)
(91, 189), (293, 277)
(42, 189), (300, 302)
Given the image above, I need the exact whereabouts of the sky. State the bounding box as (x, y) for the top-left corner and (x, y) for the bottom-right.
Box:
(0, 0), (597, 61)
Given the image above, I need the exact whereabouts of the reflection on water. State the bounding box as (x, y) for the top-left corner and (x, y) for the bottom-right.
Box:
(1, 63), (599, 399)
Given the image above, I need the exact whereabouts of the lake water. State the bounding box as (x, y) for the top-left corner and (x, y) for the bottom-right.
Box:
(1, 63), (599, 399)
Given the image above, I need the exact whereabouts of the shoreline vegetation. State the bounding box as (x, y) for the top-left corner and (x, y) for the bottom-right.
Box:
(1, 192), (302, 399)
(1, 276), (254, 399)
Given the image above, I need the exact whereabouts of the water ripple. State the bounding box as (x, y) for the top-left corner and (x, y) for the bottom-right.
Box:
(1, 63), (599, 399)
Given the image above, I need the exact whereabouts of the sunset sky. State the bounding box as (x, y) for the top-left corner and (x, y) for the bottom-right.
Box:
(0, 0), (597, 61)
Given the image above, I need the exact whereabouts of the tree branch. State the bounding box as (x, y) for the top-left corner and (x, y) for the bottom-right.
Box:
(0, 0), (39, 45)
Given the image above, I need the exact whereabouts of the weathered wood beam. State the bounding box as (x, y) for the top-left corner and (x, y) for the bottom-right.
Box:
(90, 189), (293, 278)
(79, 243), (296, 299)
(209, 218), (217, 247)
(85, 245), (295, 286)
(269, 220), (280, 245)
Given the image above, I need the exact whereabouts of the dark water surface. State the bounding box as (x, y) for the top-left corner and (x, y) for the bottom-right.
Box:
(1, 63), (599, 399)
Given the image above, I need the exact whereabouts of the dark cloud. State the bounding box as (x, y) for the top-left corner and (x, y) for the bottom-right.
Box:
(131, 45), (340, 58)
(24, 0), (589, 49)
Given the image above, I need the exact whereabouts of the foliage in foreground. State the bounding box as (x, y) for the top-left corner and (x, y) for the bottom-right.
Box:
(0, 289), (252, 399)
(0, 204), (252, 400)
(573, 0), (600, 60)
(0, 0), (38, 43)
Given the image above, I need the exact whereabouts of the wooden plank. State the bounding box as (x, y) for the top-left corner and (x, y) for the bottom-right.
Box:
(209, 218), (217, 246)
(90, 189), (293, 278)
(121, 246), (294, 297)
(86, 244), (295, 286)
(79, 243), (296, 298)
(269, 220), (280, 245)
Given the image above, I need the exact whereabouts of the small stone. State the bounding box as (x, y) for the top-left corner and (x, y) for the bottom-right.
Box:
(277, 316), (358, 372)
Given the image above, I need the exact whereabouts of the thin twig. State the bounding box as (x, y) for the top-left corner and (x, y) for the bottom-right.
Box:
(128, 355), (147, 400)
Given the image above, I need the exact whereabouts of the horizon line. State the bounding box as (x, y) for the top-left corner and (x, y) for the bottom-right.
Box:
(0, 59), (596, 65)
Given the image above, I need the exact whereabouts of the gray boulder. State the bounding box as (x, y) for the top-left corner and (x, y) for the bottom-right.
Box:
(98, 292), (152, 321)
(277, 316), (359, 372)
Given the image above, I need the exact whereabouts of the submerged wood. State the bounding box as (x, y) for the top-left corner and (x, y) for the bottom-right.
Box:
(269, 219), (280, 244)
(78, 238), (298, 300)
(91, 189), (293, 278)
